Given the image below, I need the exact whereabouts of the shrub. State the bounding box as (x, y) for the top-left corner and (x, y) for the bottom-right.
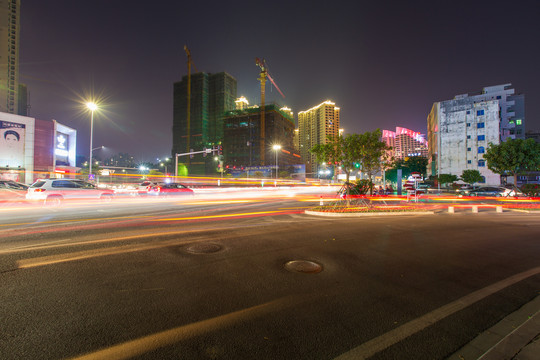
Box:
(521, 183), (540, 197)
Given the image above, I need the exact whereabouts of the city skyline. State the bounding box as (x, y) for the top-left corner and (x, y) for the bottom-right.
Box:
(19, 0), (540, 162)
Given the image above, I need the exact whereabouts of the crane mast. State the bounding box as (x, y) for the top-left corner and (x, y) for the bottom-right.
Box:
(255, 57), (285, 166)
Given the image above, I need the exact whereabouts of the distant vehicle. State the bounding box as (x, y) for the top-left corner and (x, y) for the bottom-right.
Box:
(26, 179), (114, 205)
(137, 181), (158, 195)
(459, 186), (524, 197)
(0, 180), (28, 202)
(148, 183), (194, 196)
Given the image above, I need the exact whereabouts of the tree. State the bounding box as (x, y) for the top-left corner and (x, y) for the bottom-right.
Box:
(384, 156), (428, 183)
(357, 130), (392, 190)
(310, 130), (390, 189)
(438, 173), (458, 187)
(460, 169), (483, 185)
(483, 138), (540, 185)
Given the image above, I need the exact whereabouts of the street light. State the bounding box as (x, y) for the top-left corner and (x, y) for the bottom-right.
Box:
(272, 144), (281, 180)
(86, 102), (98, 179)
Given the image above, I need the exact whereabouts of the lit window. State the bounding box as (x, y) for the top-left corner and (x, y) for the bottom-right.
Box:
(516, 119), (522, 125)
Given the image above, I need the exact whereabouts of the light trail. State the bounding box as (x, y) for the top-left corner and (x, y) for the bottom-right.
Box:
(152, 210), (299, 222)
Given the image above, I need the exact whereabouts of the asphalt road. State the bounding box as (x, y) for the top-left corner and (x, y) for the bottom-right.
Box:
(1, 191), (539, 359)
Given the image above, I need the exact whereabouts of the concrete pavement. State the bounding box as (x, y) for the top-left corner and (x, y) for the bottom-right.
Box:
(447, 295), (540, 360)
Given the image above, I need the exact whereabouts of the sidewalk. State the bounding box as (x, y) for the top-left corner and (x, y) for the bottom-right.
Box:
(447, 295), (540, 360)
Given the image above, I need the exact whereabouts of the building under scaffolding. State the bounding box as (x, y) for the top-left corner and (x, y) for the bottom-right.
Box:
(222, 104), (302, 173)
(172, 72), (237, 175)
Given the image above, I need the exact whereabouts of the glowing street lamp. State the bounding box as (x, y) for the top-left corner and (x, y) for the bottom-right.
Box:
(272, 144), (281, 180)
(86, 102), (98, 179)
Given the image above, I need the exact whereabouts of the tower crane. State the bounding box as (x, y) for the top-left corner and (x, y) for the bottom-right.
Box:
(255, 58), (285, 165)
(184, 45), (198, 166)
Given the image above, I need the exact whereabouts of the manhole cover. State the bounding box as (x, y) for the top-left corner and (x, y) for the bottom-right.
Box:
(185, 243), (222, 254)
(284, 260), (323, 274)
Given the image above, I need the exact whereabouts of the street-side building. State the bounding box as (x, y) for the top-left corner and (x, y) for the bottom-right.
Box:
(222, 104), (301, 172)
(172, 72), (237, 174)
(0, 112), (77, 183)
(427, 99), (500, 185)
(298, 100), (340, 176)
(382, 127), (428, 160)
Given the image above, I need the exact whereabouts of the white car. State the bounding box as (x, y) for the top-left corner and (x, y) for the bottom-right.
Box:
(26, 179), (114, 204)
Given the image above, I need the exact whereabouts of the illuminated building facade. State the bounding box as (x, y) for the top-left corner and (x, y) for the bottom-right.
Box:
(0, 0), (21, 114)
(298, 100), (340, 175)
(172, 72), (237, 174)
(382, 127), (428, 160)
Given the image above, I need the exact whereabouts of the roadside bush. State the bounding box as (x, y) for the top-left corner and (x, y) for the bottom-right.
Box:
(351, 179), (374, 195)
(521, 183), (540, 197)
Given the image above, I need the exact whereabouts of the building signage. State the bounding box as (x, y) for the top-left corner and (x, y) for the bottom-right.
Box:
(55, 132), (70, 165)
(0, 120), (26, 167)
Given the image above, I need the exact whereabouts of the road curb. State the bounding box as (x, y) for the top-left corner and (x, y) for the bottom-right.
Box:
(447, 295), (540, 360)
(304, 210), (435, 217)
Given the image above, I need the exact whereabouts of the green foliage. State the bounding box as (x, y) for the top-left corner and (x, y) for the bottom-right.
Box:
(148, 170), (163, 176)
(385, 156), (428, 183)
(484, 138), (540, 184)
(177, 163), (188, 177)
(521, 184), (540, 197)
(254, 171), (264, 178)
(310, 129), (390, 186)
(460, 169), (483, 185)
(438, 173), (458, 186)
(351, 179), (374, 195)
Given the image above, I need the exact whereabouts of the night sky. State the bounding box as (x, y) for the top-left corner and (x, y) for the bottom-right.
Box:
(20, 0), (540, 163)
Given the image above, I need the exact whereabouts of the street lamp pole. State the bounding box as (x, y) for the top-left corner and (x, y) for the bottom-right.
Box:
(272, 144), (281, 181)
(87, 102), (98, 179)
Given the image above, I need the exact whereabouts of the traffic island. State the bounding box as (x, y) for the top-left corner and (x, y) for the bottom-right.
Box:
(306, 204), (435, 217)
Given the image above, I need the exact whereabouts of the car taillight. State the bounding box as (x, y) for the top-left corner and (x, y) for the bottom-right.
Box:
(156, 187), (161, 192)
(34, 188), (46, 192)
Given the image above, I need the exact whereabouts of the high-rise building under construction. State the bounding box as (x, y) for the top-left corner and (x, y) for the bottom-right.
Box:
(0, 0), (21, 114)
(172, 72), (237, 174)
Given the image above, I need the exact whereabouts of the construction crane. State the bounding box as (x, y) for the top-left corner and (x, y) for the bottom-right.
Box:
(184, 45), (198, 166)
(255, 57), (285, 165)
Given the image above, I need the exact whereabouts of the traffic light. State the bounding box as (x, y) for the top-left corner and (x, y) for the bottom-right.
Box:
(354, 163), (360, 168)
(218, 145), (223, 156)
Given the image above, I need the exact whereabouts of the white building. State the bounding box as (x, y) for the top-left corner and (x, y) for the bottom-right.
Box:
(427, 100), (500, 185)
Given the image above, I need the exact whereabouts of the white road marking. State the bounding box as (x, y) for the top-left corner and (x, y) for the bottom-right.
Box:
(334, 266), (540, 360)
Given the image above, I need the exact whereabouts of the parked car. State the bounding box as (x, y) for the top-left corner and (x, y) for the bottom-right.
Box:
(0, 180), (29, 190)
(459, 186), (524, 197)
(147, 183), (194, 196)
(26, 179), (114, 204)
(0, 180), (28, 202)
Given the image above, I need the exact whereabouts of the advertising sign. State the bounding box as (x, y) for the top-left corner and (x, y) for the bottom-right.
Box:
(0, 121), (26, 167)
(55, 132), (70, 165)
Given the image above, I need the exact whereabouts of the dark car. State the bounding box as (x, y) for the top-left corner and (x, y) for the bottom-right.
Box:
(460, 186), (523, 197)
(148, 183), (194, 196)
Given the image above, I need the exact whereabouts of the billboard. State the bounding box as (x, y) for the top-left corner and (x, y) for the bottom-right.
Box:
(55, 132), (70, 165)
(0, 121), (26, 167)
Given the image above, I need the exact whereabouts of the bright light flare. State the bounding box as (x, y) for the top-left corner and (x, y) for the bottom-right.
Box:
(86, 102), (98, 111)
